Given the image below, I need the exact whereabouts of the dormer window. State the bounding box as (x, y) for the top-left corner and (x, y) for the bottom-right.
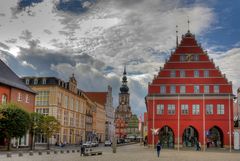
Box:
(25, 79), (30, 85)
(42, 78), (46, 85)
(34, 78), (38, 85)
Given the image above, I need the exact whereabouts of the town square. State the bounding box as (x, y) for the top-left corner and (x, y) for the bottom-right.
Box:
(0, 0), (240, 161)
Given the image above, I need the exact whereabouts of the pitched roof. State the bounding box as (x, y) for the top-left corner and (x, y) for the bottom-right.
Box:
(84, 92), (108, 106)
(0, 59), (35, 93)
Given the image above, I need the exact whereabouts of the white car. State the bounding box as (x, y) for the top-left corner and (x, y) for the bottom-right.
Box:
(104, 140), (112, 146)
(83, 141), (92, 148)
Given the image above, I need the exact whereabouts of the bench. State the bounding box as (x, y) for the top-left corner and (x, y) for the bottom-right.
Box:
(83, 151), (102, 156)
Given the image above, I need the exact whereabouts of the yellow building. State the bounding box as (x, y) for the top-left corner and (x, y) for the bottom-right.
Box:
(23, 75), (91, 144)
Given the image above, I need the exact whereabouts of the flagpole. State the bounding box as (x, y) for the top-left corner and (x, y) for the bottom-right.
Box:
(203, 94), (206, 152)
(229, 94), (232, 152)
(177, 94), (180, 152)
(152, 95), (155, 148)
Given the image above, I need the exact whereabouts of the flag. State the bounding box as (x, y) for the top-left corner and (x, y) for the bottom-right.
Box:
(138, 113), (142, 131)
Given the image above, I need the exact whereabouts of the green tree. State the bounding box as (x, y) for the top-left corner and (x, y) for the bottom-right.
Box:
(0, 103), (30, 150)
(40, 115), (60, 150)
(29, 112), (44, 150)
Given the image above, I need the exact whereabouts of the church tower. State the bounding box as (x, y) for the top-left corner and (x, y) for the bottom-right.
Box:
(115, 66), (132, 138)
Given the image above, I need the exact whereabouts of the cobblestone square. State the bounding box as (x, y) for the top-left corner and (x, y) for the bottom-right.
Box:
(1, 144), (240, 161)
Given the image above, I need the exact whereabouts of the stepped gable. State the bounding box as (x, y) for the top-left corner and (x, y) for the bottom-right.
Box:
(148, 31), (232, 94)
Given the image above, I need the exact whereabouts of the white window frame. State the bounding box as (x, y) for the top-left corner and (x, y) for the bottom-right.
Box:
(194, 85), (200, 93)
(168, 104), (175, 115)
(214, 85), (219, 93)
(217, 104), (224, 115)
(156, 104), (164, 115)
(170, 85), (176, 94)
(181, 104), (188, 115)
(204, 85), (209, 94)
(180, 85), (186, 94)
(192, 104), (200, 115)
(206, 104), (213, 115)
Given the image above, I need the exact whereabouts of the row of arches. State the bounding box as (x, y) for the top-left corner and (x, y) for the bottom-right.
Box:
(158, 125), (223, 148)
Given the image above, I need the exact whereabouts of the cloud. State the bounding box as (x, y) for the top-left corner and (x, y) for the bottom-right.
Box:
(211, 48), (240, 94)
(0, 42), (10, 50)
(0, 0), (228, 116)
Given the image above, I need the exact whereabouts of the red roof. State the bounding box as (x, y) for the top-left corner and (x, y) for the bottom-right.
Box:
(85, 92), (108, 106)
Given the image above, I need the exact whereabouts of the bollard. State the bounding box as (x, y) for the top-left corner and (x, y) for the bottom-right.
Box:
(54, 150), (58, 154)
(72, 150), (75, 153)
(38, 151), (42, 155)
(18, 152), (23, 157)
(77, 149), (80, 152)
(29, 151), (34, 156)
(66, 150), (70, 153)
(60, 150), (64, 154)
(112, 137), (117, 153)
(6, 152), (11, 158)
(47, 150), (50, 155)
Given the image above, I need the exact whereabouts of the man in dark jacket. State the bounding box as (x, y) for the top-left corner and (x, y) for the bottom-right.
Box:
(156, 141), (162, 158)
(80, 145), (85, 156)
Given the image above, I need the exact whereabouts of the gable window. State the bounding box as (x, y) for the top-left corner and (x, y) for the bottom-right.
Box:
(180, 85), (186, 94)
(192, 104), (200, 115)
(160, 85), (166, 94)
(170, 70), (176, 77)
(180, 70), (185, 77)
(1, 94), (7, 104)
(204, 85), (209, 93)
(194, 85), (200, 93)
(170, 85), (176, 94)
(193, 55), (199, 61)
(156, 104), (164, 115)
(214, 85), (219, 93)
(204, 70), (209, 77)
(180, 55), (186, 62)
(194, 70), (199, 77)
(181, 104), (188, 115)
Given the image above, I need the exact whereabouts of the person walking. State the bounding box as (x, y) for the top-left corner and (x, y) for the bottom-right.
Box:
(156, 141), (162, 158)
(80, 145), (85, 156)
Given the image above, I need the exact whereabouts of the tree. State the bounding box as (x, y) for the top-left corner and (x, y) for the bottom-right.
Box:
(29, 112), (44, 150)
(0, 103), (30, 150)
(40, 115), (60, 150)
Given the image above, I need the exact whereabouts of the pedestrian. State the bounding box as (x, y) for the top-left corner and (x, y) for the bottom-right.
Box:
(80, 145), (85, 156)
(156, 141), (162, 158)
(196, 141), (201, 151)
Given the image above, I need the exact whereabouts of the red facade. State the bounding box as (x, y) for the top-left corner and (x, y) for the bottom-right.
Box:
(146, 31), (234, 149)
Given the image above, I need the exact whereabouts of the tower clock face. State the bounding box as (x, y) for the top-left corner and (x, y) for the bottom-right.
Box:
(186, 54), (192, 61)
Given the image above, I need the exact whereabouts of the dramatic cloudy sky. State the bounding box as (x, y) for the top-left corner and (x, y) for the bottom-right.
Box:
(0, 0), (239, 116)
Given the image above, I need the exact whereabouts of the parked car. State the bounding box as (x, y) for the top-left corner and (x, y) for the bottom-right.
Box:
(83, 141), (92, 148)
(91, 141), (99, 147)
(104, 140), (112, 146)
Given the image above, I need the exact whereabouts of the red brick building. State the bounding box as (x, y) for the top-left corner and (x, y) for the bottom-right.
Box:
(0, 59), (35, 146)
(146, 31), (234, 149)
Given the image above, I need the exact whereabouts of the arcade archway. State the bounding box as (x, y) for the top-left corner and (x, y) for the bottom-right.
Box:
(207, 126), (224, 148)
(182, 126), (199, 147)
(158, 126), (174, 148)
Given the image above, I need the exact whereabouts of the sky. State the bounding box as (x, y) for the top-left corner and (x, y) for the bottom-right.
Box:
(0, 0), (239, 116)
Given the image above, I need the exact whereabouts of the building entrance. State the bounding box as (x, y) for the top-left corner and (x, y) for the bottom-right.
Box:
(158, 126), (174, 148)
(207, 126), (224, 148)
(182, 126), (199, 147)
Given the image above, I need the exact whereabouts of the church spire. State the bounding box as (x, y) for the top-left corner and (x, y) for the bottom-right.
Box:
(120, 65), (129, 93)
(176, 25), (179, 47)
(187, 17), (190, 33)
